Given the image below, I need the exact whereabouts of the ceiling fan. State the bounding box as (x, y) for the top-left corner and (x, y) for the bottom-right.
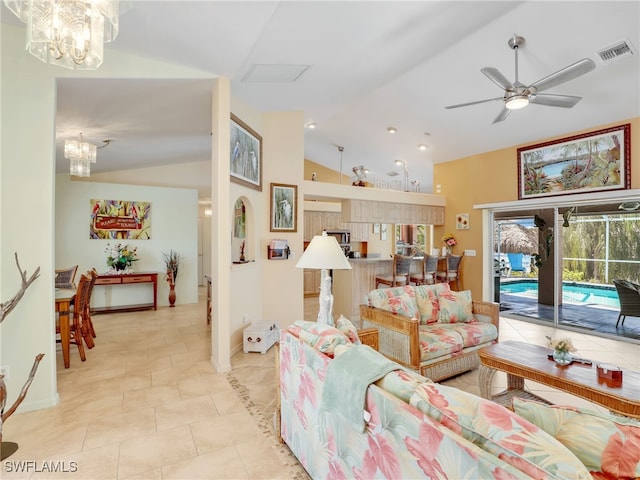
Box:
(445, 34), (596, 124)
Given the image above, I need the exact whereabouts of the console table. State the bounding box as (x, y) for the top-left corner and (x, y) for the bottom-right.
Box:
(92, 272), (158, 314)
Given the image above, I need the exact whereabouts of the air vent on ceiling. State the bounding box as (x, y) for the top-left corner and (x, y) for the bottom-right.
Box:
(242, 64), (310, 83)
(597, 40), (636, 63)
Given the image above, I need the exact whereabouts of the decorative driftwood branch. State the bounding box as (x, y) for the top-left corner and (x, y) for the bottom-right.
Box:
(0, 253), (40, 324)
(0, 253), (43, 448)
(1, 354), (45, 424)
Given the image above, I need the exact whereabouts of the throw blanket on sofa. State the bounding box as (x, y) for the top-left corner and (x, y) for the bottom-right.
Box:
(320, 344), (400, 432)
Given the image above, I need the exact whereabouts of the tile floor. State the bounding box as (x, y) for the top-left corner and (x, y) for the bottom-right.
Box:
(2, 291), (639, 479)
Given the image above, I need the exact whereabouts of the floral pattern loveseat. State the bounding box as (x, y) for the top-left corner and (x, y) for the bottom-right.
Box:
(278, 323), (599, 479)
(360, 283), (499, 381)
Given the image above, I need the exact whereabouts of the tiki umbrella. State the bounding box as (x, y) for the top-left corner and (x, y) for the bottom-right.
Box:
(495, 223), (539, 255)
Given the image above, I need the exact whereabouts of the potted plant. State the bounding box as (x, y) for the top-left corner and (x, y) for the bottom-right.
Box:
(105, 243), (138, 273)
(162, 250), (181, 307)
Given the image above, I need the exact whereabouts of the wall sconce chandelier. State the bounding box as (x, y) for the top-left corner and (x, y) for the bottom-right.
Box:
(65, 133), (111, 177)
(3, 0), (120, 70)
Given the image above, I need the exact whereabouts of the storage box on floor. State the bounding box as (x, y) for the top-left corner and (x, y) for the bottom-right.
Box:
(243, 321), (279, 354)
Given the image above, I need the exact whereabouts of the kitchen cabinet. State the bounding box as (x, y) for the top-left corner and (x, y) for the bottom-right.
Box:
(304, 210), (352, 240)
(341, 199), (444, 225)
(350, 223), (370, 242)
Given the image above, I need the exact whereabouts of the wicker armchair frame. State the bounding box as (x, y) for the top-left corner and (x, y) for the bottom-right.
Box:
(360, 300), (499, 382)
(613, 279), (640, 327)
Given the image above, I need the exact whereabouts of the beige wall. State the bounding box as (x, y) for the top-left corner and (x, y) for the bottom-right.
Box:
(0, 23), (217, 411)
(1, 23), (305, 409)
(433, 117), (640, 298)
(55, 177), (199, 307)
(304, 158), (350, 184)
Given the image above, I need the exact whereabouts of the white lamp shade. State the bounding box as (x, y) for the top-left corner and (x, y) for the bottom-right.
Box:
(296, 233), (352, 270)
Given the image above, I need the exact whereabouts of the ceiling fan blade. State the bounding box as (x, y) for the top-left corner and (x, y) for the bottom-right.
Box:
(492, 107), (511, 124)
(529, 58), (596, 93)
(529, 93), (582, 108)
(445, 97), (503, 109)
(481, 67), (513, 90)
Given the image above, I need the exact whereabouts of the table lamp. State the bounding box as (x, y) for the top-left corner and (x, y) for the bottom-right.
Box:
(296, 231), (352, 325)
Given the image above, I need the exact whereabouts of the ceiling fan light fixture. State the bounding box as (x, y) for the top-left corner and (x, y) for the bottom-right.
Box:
(505, 95), (529, 110)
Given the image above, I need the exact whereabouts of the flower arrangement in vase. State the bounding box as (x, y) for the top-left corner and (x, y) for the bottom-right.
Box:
(163, 250), (181, 307)
(442, 233), (457, 254)
(105, 243), (138, 273)
(546, 336), (577, 365)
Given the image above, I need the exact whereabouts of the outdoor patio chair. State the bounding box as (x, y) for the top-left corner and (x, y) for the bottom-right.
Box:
(612, 279), (640, 327)
(506, 253), (525, 275)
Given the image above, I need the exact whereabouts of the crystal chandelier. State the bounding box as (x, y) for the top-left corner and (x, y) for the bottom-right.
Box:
(3, 0), (120, 70)
(65, 133), (96, 177)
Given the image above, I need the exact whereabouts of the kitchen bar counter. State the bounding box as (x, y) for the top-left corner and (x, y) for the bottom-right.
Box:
(346, 256), (391, 263)
(334, 255), (436, 324)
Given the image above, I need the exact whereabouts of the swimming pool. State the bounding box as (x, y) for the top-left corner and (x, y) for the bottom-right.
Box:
(500, 279), (620, 308)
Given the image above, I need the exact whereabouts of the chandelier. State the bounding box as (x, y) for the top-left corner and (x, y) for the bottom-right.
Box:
(65, 134), (111, 177)
(3, 0), (120, 70)
(65, 133), (95, 177)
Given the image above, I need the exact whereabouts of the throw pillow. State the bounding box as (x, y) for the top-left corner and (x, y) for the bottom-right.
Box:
(437, 290), (473, 323)
(513, 397), (640, 479)
(368, 287), (419, 319)
(336, 314), (361, 344)
(288, 320), (350, 357)
(410, 383), (591, 480)
(414, 283), (450, 324)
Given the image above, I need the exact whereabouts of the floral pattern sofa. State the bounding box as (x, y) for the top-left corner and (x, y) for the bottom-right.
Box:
(277, 322), (626, 479)
(360, 283), (499, 381)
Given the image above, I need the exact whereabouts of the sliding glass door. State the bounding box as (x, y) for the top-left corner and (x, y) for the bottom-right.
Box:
(489, 199), (640, 342)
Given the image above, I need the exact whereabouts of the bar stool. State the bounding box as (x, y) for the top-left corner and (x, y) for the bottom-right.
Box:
(375, 254), (413, 288)
(436, 253), (465, 291)
(409, 254), (439, 285)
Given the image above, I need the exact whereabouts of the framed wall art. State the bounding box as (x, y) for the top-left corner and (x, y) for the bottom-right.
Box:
(270, 183), (297, 232)
(230, 113), (262, 191)
(517, 123), (630, 200)
(90, 199), (151, 239)
(456, 213), (469, 230)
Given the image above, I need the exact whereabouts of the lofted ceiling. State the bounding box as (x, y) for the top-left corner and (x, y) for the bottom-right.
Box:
(6, 1), (638, 195)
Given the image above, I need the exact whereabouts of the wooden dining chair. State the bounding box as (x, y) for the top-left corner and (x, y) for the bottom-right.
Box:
(375, 254), (413, 288)
(409, 254), (439, 285)
(56, 273), (92, 362)
(83, 269), (99, 340)
(55, 265), (78, 290)
(436, 253), (465, 291)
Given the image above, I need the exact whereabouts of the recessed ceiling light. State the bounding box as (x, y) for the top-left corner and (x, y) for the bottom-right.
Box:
(418, 144), (427, 151)
(306, 122), (317, 129)
(387, 127), (397, 134)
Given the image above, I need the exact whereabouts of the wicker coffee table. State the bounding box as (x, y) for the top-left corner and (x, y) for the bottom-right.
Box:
(478, 341), (640, 418)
